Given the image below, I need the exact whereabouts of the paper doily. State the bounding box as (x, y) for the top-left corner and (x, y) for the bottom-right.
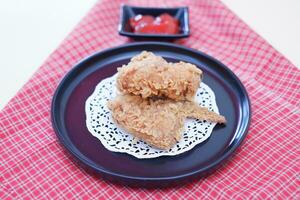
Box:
(85, 74), (220, 159)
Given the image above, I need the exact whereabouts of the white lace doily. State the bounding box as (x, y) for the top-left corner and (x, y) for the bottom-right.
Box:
(85, 74), (220, 159)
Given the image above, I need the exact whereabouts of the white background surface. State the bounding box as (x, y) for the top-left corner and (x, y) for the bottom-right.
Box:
(0, 0), (299, 110)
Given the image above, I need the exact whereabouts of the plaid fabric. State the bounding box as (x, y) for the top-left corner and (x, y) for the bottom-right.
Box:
(1, 0), (299, 199)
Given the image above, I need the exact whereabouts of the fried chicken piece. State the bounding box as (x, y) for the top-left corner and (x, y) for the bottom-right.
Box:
(107, 95), (226, 150)
(117, 51), (203, 101)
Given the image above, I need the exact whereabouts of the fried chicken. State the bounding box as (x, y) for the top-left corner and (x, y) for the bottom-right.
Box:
(107, 95), (226, 150)
(117, 51), (203, 101)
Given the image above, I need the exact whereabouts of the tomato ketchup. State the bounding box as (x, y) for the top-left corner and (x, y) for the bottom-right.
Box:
(129, 13), (180, 34)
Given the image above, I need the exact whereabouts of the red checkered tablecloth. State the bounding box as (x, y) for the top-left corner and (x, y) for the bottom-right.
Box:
(1, 0), (299, 199)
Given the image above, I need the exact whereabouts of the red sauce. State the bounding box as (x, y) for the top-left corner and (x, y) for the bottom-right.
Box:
(129, 13), (179, 34)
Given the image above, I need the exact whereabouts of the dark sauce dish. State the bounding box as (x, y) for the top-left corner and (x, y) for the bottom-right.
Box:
(118, 5), (190, 39)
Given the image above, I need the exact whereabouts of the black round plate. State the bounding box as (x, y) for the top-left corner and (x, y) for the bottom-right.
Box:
(51, 42), (251, 187)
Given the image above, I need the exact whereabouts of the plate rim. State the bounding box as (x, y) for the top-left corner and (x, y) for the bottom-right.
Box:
(51, 42), (251, 183)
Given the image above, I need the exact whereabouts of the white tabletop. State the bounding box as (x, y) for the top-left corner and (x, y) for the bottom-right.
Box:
(0, 0), (299, 110)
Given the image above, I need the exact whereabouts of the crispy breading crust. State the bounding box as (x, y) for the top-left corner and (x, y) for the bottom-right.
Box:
(117, 51), (203, 101)
(107, 95), (226, 150)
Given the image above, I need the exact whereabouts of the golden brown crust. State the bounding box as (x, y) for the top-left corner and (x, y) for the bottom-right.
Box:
(117, 51), (203, 101)
(107, 95), (226, 150)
